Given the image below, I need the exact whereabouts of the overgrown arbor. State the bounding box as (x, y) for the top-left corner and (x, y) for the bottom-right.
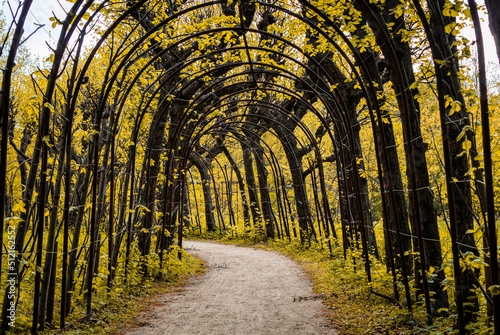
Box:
(0, 0), (500, 334)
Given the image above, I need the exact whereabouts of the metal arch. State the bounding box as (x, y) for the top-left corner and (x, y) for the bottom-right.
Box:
(168, 65), (372, 258)
(179, 97), (355, 253)
(160, 62), (349, 160)
(181, 77), (358, 237)
(184, 117), (312, 226)
(184, 125), (287, 235)
(177, 125), (288, 246)
(170, 77), (354, 234)
(218, 129), (295, 240)
(102, 39), (352, 149)
(70, 7), (376, 256)
(66, 1), (382, 154)
(191, 105), (340, 244)
(126, 62), (355, 223)
(113, 45), (376, 280)
(182, 82), (347, 244)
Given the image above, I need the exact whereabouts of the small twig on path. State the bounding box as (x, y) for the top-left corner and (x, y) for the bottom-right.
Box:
(293, 292), (338, 302)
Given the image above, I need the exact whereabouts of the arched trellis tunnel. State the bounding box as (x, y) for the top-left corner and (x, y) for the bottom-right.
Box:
(1, 0), (500, 333)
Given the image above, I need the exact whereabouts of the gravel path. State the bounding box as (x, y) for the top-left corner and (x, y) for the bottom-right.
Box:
(126, 240), (337, 335)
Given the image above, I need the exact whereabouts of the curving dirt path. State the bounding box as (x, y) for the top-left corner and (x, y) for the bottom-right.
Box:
(126, 240), (337, 335)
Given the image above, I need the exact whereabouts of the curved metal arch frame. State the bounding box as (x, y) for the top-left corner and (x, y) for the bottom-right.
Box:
(181, 80), (347, 242)
(169, 65), (373, 264)
(180, 115), (322, 241)
(67, 4), (385, 275)
(116, 58), (361, 253)
(192, 103), (340, 244)
(170, 79), (354, 244)
(184, 87), (345, 239)
(179, 98), (351, 254)
(185, 124), (289, 237)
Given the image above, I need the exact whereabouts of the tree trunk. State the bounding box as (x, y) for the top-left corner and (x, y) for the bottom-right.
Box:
(189, 152), (216, 232)
(355, 0), (447, 311)
(275, 127), (313, 244)
(254, 144), (275, 239)
(65, 147), (93, 315)
(242, 141), (263, 236)
(424, 0), (480, 322)
(221, 143), (251, 228)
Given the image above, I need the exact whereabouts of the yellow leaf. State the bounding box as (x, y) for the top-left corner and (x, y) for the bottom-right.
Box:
(12, 203), (25, 213)
(42, 136), (51, 147)
(44, 102), (55, 112)
(45, 54), (55, 63)
(489, 285), (500, 296)
(456, 125), (472, 141)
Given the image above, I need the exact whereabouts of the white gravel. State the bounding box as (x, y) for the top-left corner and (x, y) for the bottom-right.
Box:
(126, 240), (338, 335)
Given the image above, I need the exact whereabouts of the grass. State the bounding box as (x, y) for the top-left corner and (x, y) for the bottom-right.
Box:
(41, 251), (204, 335)
(46, 228), (472, 334)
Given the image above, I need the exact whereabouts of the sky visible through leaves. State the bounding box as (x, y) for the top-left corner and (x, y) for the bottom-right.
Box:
(1, 0), (498, 67)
